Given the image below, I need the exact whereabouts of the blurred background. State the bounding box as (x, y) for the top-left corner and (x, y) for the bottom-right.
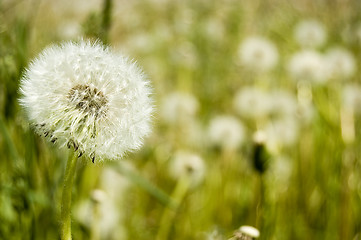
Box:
(1, 0), (361, 239)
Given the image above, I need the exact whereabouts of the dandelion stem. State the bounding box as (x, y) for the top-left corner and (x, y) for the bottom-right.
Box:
(156, 176), (190, 240)
(60, 153), (78, 240)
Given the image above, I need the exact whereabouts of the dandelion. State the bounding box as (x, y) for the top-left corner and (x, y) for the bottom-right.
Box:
(294, 19), (327, 48)
(207, 115), (246, 151)
(169, 150), (205, 187)
(230, 225), (260, 240)
(325, 47), (356, 79)
(19, 40), (153, 240)
(19, 40), (153, 162)
(158, 151), (205, 240)
(160, 91), (199, 124)
(288, 50), (328, 84)
(238, 36), (279, 72)
(74, 190), (124, 240)
(233, 86), (272, 120)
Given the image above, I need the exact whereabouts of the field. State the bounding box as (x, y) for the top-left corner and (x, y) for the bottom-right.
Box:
(1, 0), (361, 239)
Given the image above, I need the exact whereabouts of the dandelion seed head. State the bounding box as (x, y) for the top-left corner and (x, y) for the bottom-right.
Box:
(233, 87), (273, 119)
(288, 50), (328, 84)
(294, 19), (327, 48)
(160, 92), (199, 124)
(237, 225), (260, 239)
(208, 115), (245, 151)
(325, 47), (356, 79)
(169, 151), (205, 187)
(238, 36), (279, 72)
(19, 40), (153, 162)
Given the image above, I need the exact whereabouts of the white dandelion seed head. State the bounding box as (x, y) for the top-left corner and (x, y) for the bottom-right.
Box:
(160, 91), (199, 124)
(233, 86), (273, 119)
(74, 198), (123, 239)
(19, 40), (153, 162)
(288, 50), (328, 84)
(169, 150), (205, 187)
(203, 17), (226, 42)
(238, 36), (279, 72)
(207, 115), (245, 151)
(325, 47), (356, 79)
(238, 225), (260, 238)
(294, 19), (327, 48)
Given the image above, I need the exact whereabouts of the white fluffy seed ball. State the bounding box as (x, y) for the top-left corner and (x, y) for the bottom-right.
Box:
(19, 40), (153, 162)
(288, 50), (328, 84)
(238, 36), (279, 72)
(294, 19), (327, 48)
(233, 86), (273, 119)
(325, 47), (356, 79)
(169, 151), (205, 187)
(160, 92), (199, 124)
(207, 115), (245, 151)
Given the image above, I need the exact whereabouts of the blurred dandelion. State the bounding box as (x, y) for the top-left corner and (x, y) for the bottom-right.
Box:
(207, 115), (246, 151)
(229, 225), (260, 240)
(288, 50), (328, 84)
(160, 92), (199, 124)
(233, 86), (272, 120)
(325, 47), (356, 80)
(157, 151), (205, 240)
(294, 19), (327, 48)
(238, 36), (279, 72)
(168, 150), (205, 188)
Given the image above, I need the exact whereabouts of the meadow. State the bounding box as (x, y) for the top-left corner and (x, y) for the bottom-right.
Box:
(1, 0), (361, 239)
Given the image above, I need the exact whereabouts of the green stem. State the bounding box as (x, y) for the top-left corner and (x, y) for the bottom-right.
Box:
(60, 153), (78, 240)
(156, 176), (190, 240)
